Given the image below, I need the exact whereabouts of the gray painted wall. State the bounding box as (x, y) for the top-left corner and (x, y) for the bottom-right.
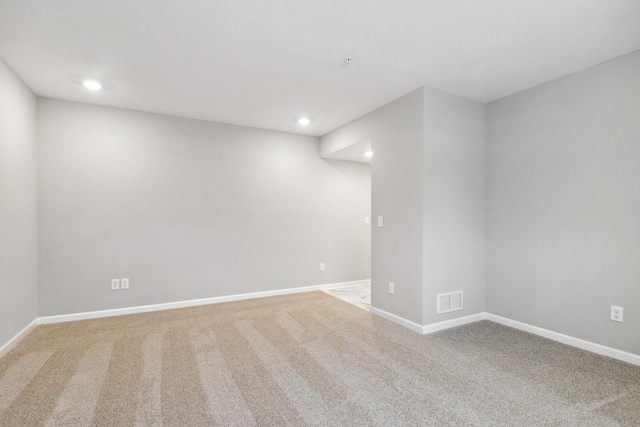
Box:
(0, 60), (38, 347)
(321, 86), (486, 327)
(321, 89), (425, 324)
(423, 87), (485, 324)
(37, 99), (370, 316)
(486, 50), (640, 355)
(5, 44), (636, 359)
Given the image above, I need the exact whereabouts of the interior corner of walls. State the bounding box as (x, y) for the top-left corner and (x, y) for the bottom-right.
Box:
(0, 57), (39, 357)
(0, 318), (39, 359)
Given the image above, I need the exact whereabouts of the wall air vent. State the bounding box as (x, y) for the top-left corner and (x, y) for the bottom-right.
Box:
(437, 290), (463, 314)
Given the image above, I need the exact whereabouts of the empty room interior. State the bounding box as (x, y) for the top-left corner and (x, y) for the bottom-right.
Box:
(1, 1), (640, 425)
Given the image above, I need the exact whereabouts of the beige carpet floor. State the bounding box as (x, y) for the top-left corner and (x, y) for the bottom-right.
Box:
(1, 291), (639, 426)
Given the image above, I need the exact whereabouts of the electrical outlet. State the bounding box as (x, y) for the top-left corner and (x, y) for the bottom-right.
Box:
(111, 279), (120, 290)
(320, 263), (325, 272)
(365, 216), (370, 225)
(611, 305), (623, 322)
(388, 282), (394, 295)
(121, 278), (129, 290)
(377, 216), (384, 227)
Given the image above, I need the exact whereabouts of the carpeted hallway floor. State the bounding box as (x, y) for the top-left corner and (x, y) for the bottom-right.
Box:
(1, 291), (639, 426)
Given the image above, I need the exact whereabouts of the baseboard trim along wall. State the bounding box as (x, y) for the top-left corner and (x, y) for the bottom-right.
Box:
(369, 306), (485, 335)
(0, 279), (370, 357)
(369, 307), (424, 334)
(38, 279), (371, 325)
(0, 279), (371, 357)
(422, 312), (487, 334)
(368, 308), (640, 366)
(3, 284), (639, 368)
(0, 319), (39, 359)
(485, 313), (640, 366)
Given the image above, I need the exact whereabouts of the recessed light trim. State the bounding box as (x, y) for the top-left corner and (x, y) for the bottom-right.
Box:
(298, 117), (310, 126)
(83, 80), (102, 90)
(364, 151), (374, 157)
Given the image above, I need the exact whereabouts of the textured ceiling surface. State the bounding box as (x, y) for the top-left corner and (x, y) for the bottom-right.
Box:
(1, 0), (640, 136)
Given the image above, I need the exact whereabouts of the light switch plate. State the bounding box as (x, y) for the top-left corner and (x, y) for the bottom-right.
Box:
(121, 278), (129, 290)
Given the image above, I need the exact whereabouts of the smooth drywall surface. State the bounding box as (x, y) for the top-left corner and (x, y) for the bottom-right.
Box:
(486, 50), (640, 355)
(0, 60), (38, 347)
(321, 89), (424, 324)
(37, 99), (370, 316)
(422, 87), (485, 325)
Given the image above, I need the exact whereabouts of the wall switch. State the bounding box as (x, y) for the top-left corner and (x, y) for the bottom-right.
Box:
(365, 216), (370, 225)
(611, 305), (623, 322)
(320, 263), (325, 272)
(388, 282), (394, 294)
(121, 278), (129, 290)
(377, 216), (383, 227)
(111, 279), (120, 290)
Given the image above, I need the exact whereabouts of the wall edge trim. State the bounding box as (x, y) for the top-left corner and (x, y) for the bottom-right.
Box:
(0, 318), (39, 359)
(485, 313), (640, 366)
(37, 279), (371, 325)
(369, 306), (424, 333)
(7, 294), (638, 367)
(370, 308), (639, 366)
(422, 312), (487, 334)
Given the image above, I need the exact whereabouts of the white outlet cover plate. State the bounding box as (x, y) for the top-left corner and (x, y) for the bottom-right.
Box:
(111, 279), (120, 290)
(121, 278), (129, 289)
(610, 305), (623, 322)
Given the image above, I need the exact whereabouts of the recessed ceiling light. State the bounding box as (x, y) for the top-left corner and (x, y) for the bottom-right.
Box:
(364, 151), (374, 157)
(83, 80), (102, 90)
(298, 117), (310, 126)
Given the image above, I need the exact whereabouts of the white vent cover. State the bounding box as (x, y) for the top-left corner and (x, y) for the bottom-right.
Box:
(437, 291), (463, 314)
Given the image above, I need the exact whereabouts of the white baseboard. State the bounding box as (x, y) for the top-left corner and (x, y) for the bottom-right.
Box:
(38, 279), (371, 325)
(370, 307), (486, 335)
(422, 312), (487, 334)
(6, 285), (638, 368)
(485, 313), (640, 366)
(369, 307), (640, 366)
(369, 307), (424, 334)
(0, 319), (38, 359)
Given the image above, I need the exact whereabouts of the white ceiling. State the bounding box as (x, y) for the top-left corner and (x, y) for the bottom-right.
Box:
(323, 139), (372, 164)
(1, 0), (640, 137)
